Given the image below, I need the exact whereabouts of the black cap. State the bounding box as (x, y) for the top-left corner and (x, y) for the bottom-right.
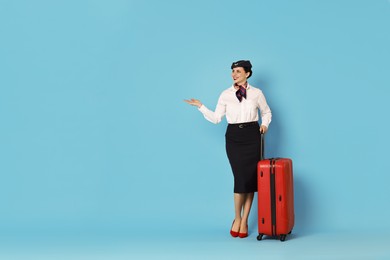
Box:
(231, 60), (252, 69)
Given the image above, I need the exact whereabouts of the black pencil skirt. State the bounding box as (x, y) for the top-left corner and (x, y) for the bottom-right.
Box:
(225, 121), (261, 193)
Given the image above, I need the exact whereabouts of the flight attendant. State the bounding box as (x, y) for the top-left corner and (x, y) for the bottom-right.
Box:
(184, 60), (272, 238)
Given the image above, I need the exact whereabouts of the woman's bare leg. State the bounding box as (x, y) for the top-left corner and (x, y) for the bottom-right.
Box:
(240, 192), (254, 233)
(232, 193), (245, 232)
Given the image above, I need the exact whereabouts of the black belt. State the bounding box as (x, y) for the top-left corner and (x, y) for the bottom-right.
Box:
(229, 121), (258, 129)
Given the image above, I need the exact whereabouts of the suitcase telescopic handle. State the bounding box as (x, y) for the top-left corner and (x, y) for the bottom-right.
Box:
(260, 132), (265, 160)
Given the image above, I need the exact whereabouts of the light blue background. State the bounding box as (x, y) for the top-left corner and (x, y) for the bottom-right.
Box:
(1, 0), (390, 258)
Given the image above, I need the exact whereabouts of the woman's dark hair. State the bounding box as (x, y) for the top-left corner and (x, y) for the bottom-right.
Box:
(243, 67), (252, 79)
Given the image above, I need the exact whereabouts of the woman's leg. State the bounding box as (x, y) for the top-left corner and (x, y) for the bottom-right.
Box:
(240, 192), (254, 233)
(232, 193), (245, 232)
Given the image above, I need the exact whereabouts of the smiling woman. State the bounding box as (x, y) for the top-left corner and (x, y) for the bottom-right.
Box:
(184, 60), (272, 238)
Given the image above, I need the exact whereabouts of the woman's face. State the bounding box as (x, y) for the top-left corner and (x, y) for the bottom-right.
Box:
(231, 67), (249, 86)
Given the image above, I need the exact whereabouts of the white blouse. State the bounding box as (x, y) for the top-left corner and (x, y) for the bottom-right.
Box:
(198, 84), (272, 127)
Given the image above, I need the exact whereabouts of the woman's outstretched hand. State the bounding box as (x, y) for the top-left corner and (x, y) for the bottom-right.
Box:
(184, 98), (202, 108)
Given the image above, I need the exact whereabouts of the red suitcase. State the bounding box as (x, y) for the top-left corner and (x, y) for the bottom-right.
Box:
(257, 134), (294, 242)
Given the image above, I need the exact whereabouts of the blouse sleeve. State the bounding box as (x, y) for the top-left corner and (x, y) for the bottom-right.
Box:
(198, 94), (226, 124)
(257, 91), (272, 128)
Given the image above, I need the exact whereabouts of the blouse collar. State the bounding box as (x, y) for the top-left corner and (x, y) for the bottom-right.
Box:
(231, 83), (251, 91)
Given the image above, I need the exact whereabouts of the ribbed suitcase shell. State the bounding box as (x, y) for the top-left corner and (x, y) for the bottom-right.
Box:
(257, 158), (294, 241)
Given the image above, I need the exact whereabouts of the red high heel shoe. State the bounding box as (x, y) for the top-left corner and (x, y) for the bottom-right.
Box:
(230, 221), (239, 237)
(238, 225), (248, 238)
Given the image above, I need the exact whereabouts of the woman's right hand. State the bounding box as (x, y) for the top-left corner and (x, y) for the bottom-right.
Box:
(184, 98), (202, 108)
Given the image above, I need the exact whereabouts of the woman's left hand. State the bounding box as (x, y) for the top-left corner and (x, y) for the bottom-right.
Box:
(260, 125), (268, 134)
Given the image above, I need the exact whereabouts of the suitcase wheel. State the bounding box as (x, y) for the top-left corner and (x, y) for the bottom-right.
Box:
(257, 234), (263, 241)
(280, 235), (286, 242)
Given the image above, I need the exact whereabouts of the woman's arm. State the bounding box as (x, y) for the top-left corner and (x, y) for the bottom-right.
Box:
(184, 96), (226, 124)
(257, 91), (272, 133)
